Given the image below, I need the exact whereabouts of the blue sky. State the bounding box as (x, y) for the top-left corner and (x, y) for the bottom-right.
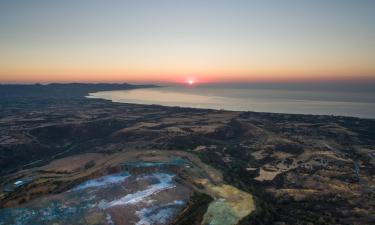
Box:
(1, 0), (374, 83)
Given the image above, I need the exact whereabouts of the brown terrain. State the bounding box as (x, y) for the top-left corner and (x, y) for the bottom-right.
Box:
(0, 84), (374, 224)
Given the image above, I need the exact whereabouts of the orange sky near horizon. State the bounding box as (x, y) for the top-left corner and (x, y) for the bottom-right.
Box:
(1, 65), (374, 84)
(1, 46), (374, 83)
(1, 0), (375, 84)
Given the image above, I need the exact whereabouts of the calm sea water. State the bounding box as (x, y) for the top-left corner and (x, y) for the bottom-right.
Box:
(87, 85), (375, 119)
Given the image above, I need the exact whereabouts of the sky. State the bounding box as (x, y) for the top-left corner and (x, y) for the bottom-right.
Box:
(0, 0), (374, 84)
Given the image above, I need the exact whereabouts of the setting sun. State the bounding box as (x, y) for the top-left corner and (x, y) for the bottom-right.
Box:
(0, 1), (375, 224)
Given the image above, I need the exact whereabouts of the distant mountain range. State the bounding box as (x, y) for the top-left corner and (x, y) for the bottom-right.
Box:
(0, 83), (157, 99)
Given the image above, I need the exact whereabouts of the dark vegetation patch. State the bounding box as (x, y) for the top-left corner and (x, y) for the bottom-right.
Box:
(171, 192), (213, 225)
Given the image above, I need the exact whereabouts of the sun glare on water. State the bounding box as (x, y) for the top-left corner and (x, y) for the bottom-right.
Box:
(188, 80), (194, 85)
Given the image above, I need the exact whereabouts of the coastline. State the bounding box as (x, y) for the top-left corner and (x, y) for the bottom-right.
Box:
(86, 86), (375, 119)
(0, 83), (374, 224)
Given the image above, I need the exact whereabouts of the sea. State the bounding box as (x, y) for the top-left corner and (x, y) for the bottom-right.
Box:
(87, 83), (375, 119)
